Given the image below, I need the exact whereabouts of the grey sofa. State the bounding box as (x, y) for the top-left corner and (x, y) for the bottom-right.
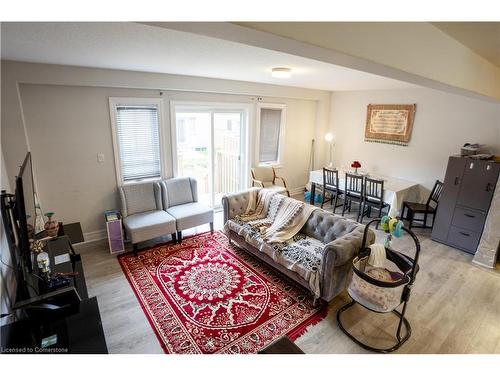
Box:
(119, 182), (177, 255)
(222, 189), (375, 303)
(158, 177), (214, 242)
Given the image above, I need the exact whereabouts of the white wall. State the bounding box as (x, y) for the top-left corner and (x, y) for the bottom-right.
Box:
(16, 84), (319, 236)
(2, 61), (330, 239)
(329, 88), (500, 190)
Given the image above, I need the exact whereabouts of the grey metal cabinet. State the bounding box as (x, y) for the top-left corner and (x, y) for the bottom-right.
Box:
(431, 156), (499, 254)
(431, 157), (466, 243)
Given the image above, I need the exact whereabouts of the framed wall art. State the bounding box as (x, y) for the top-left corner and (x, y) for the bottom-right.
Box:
(364, 104), (416, 146)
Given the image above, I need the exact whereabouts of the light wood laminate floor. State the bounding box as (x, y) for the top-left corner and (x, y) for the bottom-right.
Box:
(76, 199), (500, 354)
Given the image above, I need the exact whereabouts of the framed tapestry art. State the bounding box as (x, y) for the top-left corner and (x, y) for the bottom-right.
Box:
(365, 104), (416, 146)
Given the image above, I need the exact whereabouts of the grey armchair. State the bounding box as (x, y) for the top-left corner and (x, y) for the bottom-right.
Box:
(158, 177), (214, 243)
(119, 182), (177, 256)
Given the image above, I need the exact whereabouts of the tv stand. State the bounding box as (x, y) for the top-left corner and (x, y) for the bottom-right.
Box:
(2, 235), (108, 353)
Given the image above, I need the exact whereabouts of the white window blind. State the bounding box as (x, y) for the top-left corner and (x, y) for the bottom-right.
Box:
(258, 108), (282, 163)
(115, 105), (161, 182)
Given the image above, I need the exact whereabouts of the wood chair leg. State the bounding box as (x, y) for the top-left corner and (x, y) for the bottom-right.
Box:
(320, 189), (326, 208)
(177, 231), (182, 243)
(408, 210), (414, 230)
(171, 232), (177, 243)
(333, 194), (338, 214)
(341, 197), (348, 216)
(358, 202), (364, 223)
(209, 222), (214, 233)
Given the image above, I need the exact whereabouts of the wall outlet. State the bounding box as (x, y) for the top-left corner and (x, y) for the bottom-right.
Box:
(97, 153), (105, 163)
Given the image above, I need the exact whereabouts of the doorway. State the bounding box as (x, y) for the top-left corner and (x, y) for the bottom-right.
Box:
(172, 103), (249, 208)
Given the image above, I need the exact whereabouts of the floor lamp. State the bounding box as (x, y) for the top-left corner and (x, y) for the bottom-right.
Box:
(325, 133), (334, 167)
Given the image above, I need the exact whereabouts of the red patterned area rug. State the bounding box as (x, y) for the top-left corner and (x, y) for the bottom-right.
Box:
(118, 231), (327, 354)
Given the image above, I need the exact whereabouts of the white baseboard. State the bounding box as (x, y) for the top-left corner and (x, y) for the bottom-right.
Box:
(289, 186), (306, 197)
(82, 229), (107, 243)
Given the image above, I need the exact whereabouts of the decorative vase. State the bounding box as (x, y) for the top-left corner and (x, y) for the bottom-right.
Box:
(37, 251), (51, 279)
(44, 212), (59, 237)
(351, 161), (362, 174)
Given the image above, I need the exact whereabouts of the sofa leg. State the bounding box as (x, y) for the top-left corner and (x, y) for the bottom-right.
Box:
(177, 231), (182, 243)
(312, 296), (320, 308)
(209, 222), (214, 234)
(171, 232), (177, 243)
(133, 243), (138, 256)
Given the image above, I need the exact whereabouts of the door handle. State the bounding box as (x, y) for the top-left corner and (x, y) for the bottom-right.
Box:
(464, 213), (475, 218)
(459, 231), (470, 237)
(454, 177), (460, 185)
(486, 183), (492, 192)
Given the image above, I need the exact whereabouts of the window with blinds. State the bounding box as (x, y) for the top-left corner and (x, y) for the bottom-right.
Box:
(258, 107), (284, 164)
(114, 105), (162, 182)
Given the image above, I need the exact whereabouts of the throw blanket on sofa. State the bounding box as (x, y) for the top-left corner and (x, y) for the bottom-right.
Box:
(262, 198), (317, 243)
(229, 189), (318, 244)
(238, 188), (277, 223)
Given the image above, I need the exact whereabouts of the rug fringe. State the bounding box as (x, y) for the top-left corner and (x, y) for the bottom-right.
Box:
(287, 305), (329, 341)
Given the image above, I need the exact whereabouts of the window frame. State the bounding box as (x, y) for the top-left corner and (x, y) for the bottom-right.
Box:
(255, 103), (286, 167)
(109, 97), (167, 186)
(170, 100), (252, 204)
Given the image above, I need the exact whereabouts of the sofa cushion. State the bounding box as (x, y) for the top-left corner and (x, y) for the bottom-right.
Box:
(123, 210), (176, 244)
(161, 177), (195, 208)
(226, 218), (324, 296)
(273, 237), (325, 273)
(166, 202), (213, 231)
(301, 209), (359, 243)
(120, 182), (161, 216)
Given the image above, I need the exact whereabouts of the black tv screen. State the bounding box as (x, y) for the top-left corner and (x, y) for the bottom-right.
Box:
(15, 152), (38, 272)
(18, 152), (37, 238)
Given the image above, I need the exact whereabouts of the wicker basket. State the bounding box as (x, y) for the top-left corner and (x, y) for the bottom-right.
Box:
(348, 249), (413, 313)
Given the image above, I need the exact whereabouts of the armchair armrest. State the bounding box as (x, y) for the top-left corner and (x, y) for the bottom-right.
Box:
(252, 179), (265, 188)
(221, 188), (259, 224)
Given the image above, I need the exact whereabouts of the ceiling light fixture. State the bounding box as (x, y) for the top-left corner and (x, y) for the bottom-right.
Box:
(271, 67), (292, 79)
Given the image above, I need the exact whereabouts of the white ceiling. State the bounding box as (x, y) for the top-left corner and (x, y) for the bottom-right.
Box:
(432, 22), (500, 68)
(1, 22), (418, 91)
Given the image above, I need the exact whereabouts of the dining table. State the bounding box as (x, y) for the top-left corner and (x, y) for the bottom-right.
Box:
(308, 169), (425, 217)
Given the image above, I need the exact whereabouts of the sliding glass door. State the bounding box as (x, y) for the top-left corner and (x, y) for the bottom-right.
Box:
(173, 104), (247, 208)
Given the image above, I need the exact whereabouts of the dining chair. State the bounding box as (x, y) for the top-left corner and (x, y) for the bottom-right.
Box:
(401, 180), (444, 229)
(320, 168), (343, 213)
(359, 177), (391, 223)
(342, 173), (364, 222)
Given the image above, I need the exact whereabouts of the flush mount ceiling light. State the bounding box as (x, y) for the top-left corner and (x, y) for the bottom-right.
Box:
(271, 67), (292, 79)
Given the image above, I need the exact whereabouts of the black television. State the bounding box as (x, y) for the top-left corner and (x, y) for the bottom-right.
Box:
(15, 152), (38, 272)
(0, 152), (37, 305)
